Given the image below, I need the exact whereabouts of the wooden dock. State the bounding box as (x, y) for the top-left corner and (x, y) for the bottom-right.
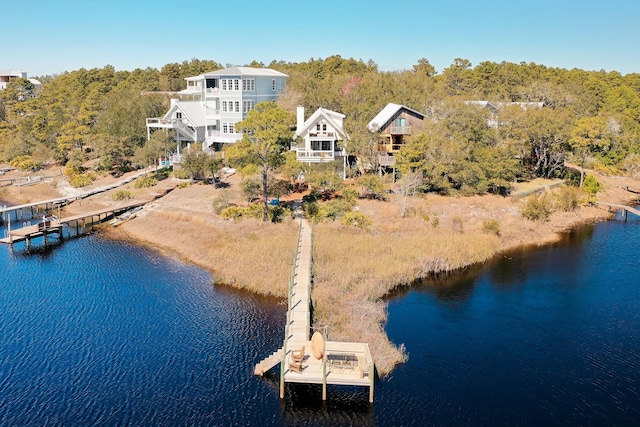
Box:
(595, 201), (640, 218)
(254, 207), (375, 402)
(0, 201), (149, 248)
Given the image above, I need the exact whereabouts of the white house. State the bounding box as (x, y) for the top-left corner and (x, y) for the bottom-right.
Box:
(0, 70), (41, 93)
(294, 106), (348, 165)
(146, 66), (287, 156)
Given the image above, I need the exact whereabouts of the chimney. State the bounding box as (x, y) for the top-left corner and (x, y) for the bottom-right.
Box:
(296, 106), (304, 131)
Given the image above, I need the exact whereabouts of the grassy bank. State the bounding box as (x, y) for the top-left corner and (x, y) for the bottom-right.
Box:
(3, 167), (639, 378)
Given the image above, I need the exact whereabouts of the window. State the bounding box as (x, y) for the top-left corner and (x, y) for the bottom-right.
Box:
(223, 122), (236, 134)
(243, 100), (255, 113)
(271, 79), (276, 91)
(242, 79), (255, 91)
(222, 79), (227, 91)
(234, 101), (240, 113)
(176, 112), (182, 119)
(222, 101), (228, 112)
(234, 79), (239, 91)
(322, 141), (331, 151)
(322, 123), (327, 132)
(316, 124), (321, 131)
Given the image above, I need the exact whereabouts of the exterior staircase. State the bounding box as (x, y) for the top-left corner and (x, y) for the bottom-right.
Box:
(254, 347), (284, 376)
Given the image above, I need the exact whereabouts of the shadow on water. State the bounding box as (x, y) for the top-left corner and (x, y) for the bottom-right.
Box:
(259, 373), (375, 427)
(385, 222), (598, 304)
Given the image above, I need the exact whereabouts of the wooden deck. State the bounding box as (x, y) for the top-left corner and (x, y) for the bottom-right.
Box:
(0, 201), (149, 246)
(254, 205), (375, 402)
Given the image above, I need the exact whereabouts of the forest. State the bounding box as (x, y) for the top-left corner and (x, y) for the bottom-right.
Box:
(1, 56), (639, 196)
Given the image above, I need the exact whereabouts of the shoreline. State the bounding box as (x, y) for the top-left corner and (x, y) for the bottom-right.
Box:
(2, 168), (639, 375)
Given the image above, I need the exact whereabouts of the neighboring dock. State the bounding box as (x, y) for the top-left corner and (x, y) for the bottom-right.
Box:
(595, 201), (640, 219)
(0, 201), (149, 248)
(254, 207), (375, 402)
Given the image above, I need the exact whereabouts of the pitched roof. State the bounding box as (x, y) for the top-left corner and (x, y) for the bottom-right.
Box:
(294, 107), (348, 140)
(166, 101), (206, 127)
(367, 103), (425, 132)
(195, 66), (288, 79)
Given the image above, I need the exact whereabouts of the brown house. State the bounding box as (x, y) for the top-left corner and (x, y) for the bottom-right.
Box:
(367, 103), (425, 167)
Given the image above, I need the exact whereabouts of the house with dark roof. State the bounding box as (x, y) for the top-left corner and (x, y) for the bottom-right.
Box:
(367, 103), (426, 167)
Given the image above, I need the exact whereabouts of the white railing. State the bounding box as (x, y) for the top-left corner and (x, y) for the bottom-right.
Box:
(205, 87), (220, 96)
(296, 149), (338, 161)
(147, 117), (197, 141)
(308, 131), (335, 138)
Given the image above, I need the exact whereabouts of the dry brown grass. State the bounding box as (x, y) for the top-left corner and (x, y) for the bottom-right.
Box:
(311, 196), (502, 375)
(109, 182), (299, 297)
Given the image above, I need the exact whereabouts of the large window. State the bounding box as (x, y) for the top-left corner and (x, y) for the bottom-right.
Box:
(242, 79), (255, 91)
(234, 101), (240, 113)
(221, 78), (240, 91)
(222, 101), (228, 112)
(243, 100), (255, 113)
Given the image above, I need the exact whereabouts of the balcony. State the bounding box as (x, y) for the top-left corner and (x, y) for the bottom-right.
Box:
(205, 87), (220, 96)
(308, 131), (335, 138)
(146, 117), (197, 141)
(390, 126), (411, 135)
(378, 154), (396, 167)
(296, 148), (344, 163)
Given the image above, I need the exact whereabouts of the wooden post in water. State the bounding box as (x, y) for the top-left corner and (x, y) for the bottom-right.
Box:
(322, 326), (328, 401)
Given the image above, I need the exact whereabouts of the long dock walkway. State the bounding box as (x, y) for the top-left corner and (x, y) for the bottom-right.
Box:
(254, 206), (375, 402)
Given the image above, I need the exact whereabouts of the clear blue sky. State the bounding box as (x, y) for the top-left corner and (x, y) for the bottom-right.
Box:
(2, 0), (639, 77)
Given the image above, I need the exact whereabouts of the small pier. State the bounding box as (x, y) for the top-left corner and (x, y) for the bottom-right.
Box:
(1, 201), (149, 249)
(254, 208), (375, 402)
(595, 201), (640, 219)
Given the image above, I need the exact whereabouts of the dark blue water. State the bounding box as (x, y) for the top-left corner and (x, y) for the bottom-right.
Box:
(1, 209), (639, 426)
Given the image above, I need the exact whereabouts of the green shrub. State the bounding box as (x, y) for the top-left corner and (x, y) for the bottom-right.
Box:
(134, 175), (158, 188)
(341, 211), (372, 229)
(241, 178), (262, 202)
(482, 219), (501, 236)
(431, 217), (440, 228)
(554, 186), (580, 212)
(583, 175), (601, 200)
(68, 172), (96, 188)
(341, 187), (359, 203)
(220, 203), (292, 223)
(177, 181), (190, 189)
(10, 155), (41, 171)
(173, 168), (191, 179)
(522, 193), (552, 221)
(112, 190), (131, 201)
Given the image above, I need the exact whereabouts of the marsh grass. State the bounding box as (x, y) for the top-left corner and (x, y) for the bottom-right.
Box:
(116, 209), (298, 297)
(312, 196), (501, 375)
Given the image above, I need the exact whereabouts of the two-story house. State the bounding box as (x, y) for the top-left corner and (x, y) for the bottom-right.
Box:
(367, 103), (425, 168)
(294, 106), (348, 166)
(146, 66), (287, 157)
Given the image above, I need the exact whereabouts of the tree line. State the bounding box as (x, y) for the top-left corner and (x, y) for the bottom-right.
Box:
(1, 55), (639, 195)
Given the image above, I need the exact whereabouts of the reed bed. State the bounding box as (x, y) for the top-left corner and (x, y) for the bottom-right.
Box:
(311, 196), (502, 375)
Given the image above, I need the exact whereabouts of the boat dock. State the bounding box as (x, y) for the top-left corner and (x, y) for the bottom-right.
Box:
(595, 201), (640, 219)
(0, 201), (149, 249)
(254, 208), (375, 402)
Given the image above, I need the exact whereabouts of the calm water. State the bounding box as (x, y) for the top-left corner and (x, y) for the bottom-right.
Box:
(1, 208), (639, 426)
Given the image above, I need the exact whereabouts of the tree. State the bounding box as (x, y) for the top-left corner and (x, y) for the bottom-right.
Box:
(232, 102), (294, 221)
(569, 117), (610, 186)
